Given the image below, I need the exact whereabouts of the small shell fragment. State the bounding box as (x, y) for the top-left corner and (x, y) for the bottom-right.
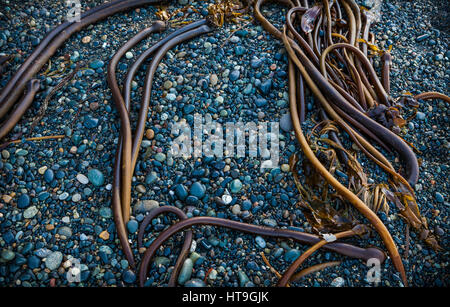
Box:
(322, 233), (337, 242)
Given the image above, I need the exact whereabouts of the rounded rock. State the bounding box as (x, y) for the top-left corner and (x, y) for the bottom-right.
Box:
(88, 169), (105, 187)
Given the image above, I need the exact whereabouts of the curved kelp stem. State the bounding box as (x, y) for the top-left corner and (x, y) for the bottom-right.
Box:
(107, 21), (166, 266)
(138, 216), (386, 286)
(0, 79), (40, 140)
(0, 0), (166, 120)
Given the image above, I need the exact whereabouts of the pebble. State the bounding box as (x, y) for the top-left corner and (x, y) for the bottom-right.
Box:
(280, 113), (293, 132)
(76, 174), (89, 185)
(88, 169), (105, 186)
(178, 258), (194, 285)
(175, 184), (189, 200)
(1, 250), (15, 262)
(331, 277), (345, 287)
(435, 226), (444, 236)
(127, 220), (139, 233)
(58, 226), (73, 238)
(90, 59), (104, 69)
(416, 112), (426, 120)
(230, 179), (243, 193)
(229, 70), (240, 81)
(17, 194), (31, 209)
(231, 204), (241, 215)
(163, 80), (173, 89)
(210, 74), (218, 86)
(1, 149), (10, 159)
(81, 36), (91, 44)
(146, 129), (155, 139)
(45, 252), (63, 270)
(190, 182), (206, 198)
(125, 52), (133, 59)
(99, 207), (113, 218)
(284, 249), (301, 262)
(123, 270), (136, 284)
(134, 199), (159, 214)
(435, 192), (444, 203)
(155, 152), (166, 162)
(23, 206), (38, 219)
(259, 79), (272, 95)
(255, 236), (266, 248)
(184, 279), (206, 287)
(166, 93), (177, 101)
(237, 270), (250, 286)
(281, 164), (290, 172)
(99, 230), (110, 240)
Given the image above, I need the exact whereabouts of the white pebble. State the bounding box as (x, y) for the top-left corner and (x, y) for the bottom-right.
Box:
(76, 174), (89, 184)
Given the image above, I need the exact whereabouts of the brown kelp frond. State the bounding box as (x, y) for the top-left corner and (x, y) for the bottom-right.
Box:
(156, 4), (200, 25)
(383, 183), (441, 251)
(207, 0), (248, 27)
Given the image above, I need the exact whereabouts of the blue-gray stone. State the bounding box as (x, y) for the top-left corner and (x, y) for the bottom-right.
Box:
(255, 98), (267, 107)
(58, 226), (72, 238)
(43, 169), (54, 183)
(259, 79), (272, 95)
(190, 182), (206, 198)
(90, 59), (105, 69)
(235, 46), (246, 56)
(230, 179), (243, 193)
(237, 270), (249, 287)
(184, 104), (195, 114)
(251, 58), (262, 68)
(229, 70), (240, 81)
(83, 115), (99, 129)
(17, 194), (30, 209)
(166, 93), (176, 101)
(435, 54), (444, 61)
(28, 255), (41, 269)
(35, 248), (51, 258)
(243, 84), (253, 94)
(88, 169), (104, 186)
(123, 270), (136, 284)
(45, 251), (63, 270)
(178, 258), (194, 285)
(23, 206), (39, 219)
(154, 152), (166, 162)
(99, 207), (112, 218)
(280, 113), (293, 132)
(186, 195), (199, 206)
(255, 236), (266, 248)
(127, 220), (139, 233)
(175, 184), (188, 200)
(184, 279), (206, 287)
(284, 249), (301, 262)
(435, 192), (444, 203)
(1, 250), (15, 261)
(416, 112), (426, 120)
(416, 34), (430, 42)
(145, 172), (158, 184)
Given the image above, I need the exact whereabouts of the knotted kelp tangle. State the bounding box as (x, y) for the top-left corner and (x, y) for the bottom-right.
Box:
(0, 0), (449, 287)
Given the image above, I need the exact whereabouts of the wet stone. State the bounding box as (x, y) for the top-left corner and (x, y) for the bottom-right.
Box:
(184, 279), (205, 287)
(178, 258), (194, 285)
(17, 194), (31, 209)
(284, 249), (301, 262)
(280, 113), (293, 132)
(133, 200), (159, 214)
(45, 251), (63, 270)
(88, 169), (104, 187)
(190, 182), (206, 199)
(23, 206), (38, 219)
